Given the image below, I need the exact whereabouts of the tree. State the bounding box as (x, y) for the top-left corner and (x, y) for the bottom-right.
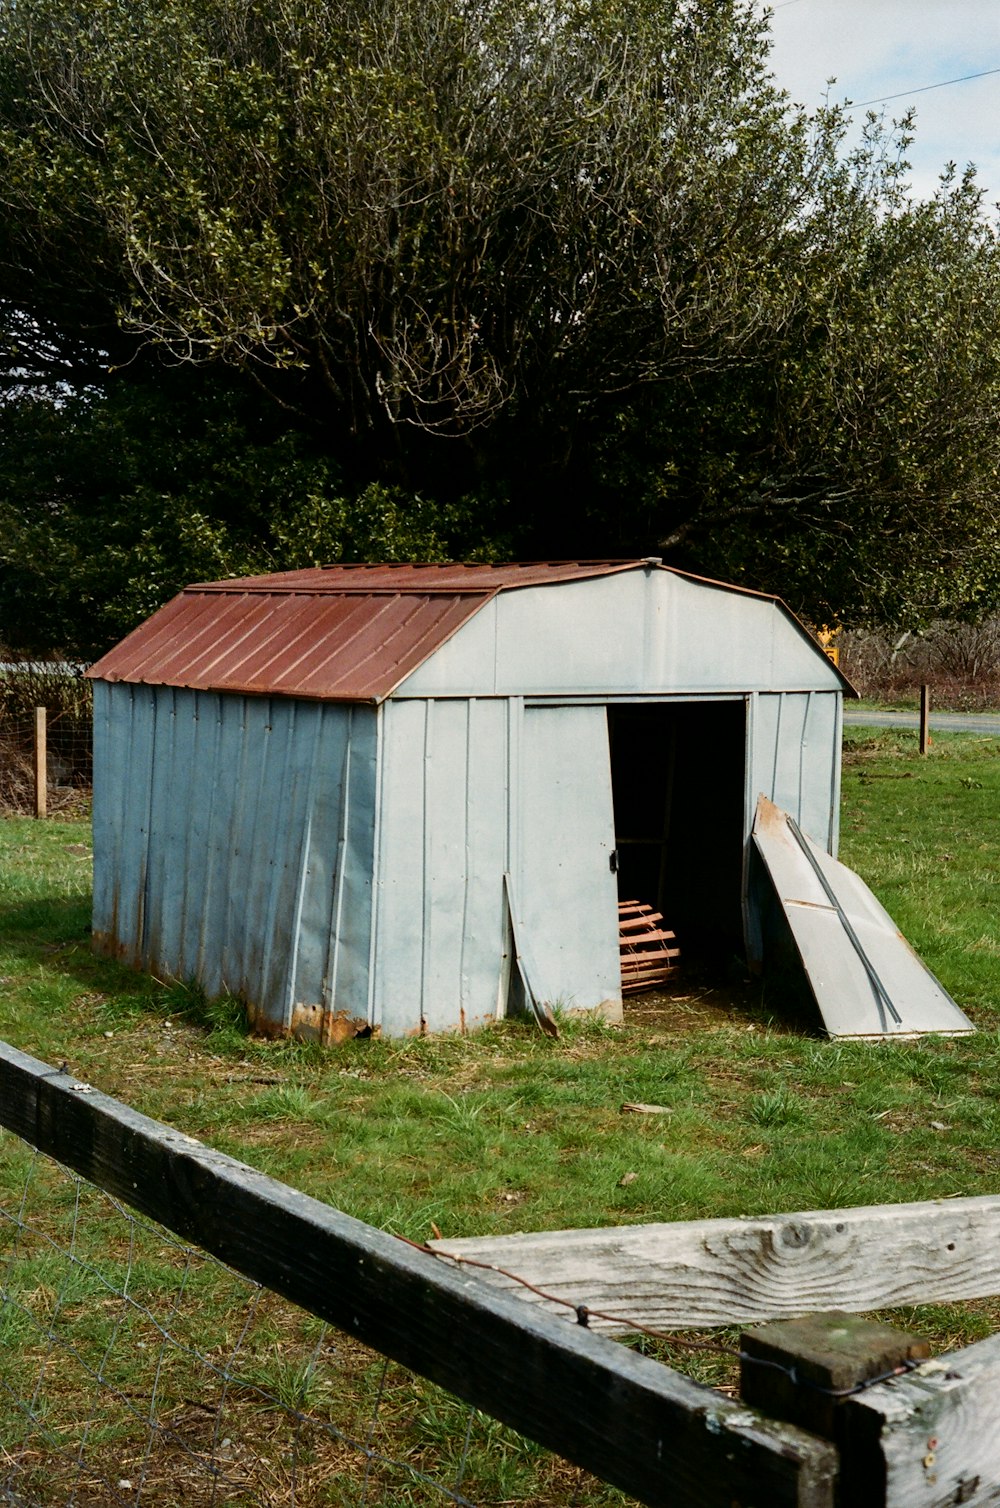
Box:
(0, 1), (835, 451)
(1, 0), (999, 636)
(0, 375), (491, 655)
(589, 145), (1000, 625)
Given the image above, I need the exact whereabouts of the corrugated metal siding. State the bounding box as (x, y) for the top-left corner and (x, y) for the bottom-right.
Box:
(743, 689), (841, 970)
(749, 691), (840, 848)
(92, 684), (377, 1029)
(372, 698), (511, 1034)
(516, 705), (621, 1010)
(398, 570), (847, 698)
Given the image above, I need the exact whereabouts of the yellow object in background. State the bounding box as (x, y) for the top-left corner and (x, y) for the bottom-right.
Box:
(816, 623), (841, 666)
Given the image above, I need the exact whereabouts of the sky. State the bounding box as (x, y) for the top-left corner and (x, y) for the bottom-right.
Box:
(760, 0), (1000, 209)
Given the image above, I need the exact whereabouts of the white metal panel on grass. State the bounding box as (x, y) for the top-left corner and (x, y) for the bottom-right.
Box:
(515, 705), (621, 1014)
(752, 796), (974, 1039)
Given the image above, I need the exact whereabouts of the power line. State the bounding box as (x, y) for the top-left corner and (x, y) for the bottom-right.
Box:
(852, 64), (1000, 109)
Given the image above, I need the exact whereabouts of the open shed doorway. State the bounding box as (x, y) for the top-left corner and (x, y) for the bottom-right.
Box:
(607, 701), (747, 969)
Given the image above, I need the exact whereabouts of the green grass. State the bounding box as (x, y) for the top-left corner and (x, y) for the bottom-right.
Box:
(2, 733), (1000, 1502)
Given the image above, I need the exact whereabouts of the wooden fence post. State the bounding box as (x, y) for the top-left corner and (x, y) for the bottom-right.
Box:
(919, 684), (931, 756)
(840, 1330), (1000, 1507)
(740, 1311), (930, 1506)
(33, 705), (47, 819)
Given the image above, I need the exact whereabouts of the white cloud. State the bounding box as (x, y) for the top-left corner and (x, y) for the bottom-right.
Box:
(761, 0), (1000, 206)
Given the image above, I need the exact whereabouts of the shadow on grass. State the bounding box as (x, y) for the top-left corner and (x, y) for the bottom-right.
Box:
(0, 895), (253, 1046)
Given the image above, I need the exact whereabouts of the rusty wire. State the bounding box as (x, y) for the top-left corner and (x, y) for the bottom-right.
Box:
(407, 1238), (926, 1399)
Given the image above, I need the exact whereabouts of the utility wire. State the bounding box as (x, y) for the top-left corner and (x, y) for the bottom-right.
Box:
(764, 1), (1000, 109)
(852, 64), (1000, 109)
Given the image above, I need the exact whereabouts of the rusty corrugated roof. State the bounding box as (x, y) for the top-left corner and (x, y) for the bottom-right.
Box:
(189, 560), (641, 594)
(87, 587), (495, 703)
(87, 558), (855, 702)
(87, 561), (650, 702)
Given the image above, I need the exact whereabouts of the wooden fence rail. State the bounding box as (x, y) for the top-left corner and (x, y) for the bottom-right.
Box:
(0, 1039), (835, 1508)
(430, 1196), (1000, 1331)
(4, 1034), (1000, 1507)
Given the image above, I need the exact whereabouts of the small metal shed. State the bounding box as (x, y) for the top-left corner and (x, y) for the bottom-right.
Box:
(87, 559), (973, 1039)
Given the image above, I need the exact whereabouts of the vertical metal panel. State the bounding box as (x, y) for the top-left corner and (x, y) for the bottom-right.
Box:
(92, 684), (376, 1030)
(745, 690), (841, 970)
(422, 698), (509, 1033)
(173, 691), (220, 983)
(372, 698), (511, 1034)
(192, 692), (234, 996)
(255, 698), (316, 1013)
(91, 679), (134, 957)
(461, 699), (511, 1025)
(829, 695), (843, 858)
(742, 692), (761, 967)
(420, 701), (471, 1032)
(326, 706), (379, 1018)
(800, 691), (840, 850)
(372, 699), (427, 1034)
(516, 706), (621, 1010)
(123, 686), (157, 968)
(750, 692), (839, 844)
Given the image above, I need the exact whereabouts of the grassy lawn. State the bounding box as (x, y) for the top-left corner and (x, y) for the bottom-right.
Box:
(1, 728), (1000, 1501)
(2, 729), (999, 1239)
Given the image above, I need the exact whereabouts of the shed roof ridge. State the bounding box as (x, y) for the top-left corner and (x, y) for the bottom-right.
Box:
(186, 559), (646, 596)
(87, 558), (857, 702)
(188, 583), (500, 597)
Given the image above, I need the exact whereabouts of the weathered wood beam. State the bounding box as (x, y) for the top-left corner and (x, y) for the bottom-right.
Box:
(842, 1331), (1000, 1507)
(430, 1197), (1000, 1333)
(0, 1040), (837, 1508)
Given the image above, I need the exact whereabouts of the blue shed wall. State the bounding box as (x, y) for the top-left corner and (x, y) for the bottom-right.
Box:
(92, 681), (377, 1035)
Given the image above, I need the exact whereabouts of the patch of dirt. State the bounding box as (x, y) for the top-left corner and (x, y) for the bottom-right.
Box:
(621, 966), (803, 1037)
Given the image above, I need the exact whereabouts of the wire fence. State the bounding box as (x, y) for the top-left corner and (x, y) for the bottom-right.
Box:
(0, 712), (92, 815)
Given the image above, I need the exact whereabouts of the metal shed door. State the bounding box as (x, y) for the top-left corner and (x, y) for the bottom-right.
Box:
(516, 706), (621, 1012)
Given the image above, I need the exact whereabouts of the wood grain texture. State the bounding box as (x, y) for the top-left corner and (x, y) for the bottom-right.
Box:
(430, 1197), (1000, 1332)
(842, 1334), (1000, 1507)
(0, 1040), (836, 1508)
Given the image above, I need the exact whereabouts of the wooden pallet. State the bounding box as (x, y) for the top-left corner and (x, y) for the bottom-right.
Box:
(618, 900), (680, 995)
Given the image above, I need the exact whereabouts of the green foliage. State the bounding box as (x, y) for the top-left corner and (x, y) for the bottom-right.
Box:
(593, 152), (1000, 625)
(1, 0), (999, 633)
(0, 375), (489, 653)
(0, 0), (816, 427)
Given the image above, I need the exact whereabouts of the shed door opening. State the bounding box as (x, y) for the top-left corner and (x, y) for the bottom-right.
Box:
(608, 701), (746, 963)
